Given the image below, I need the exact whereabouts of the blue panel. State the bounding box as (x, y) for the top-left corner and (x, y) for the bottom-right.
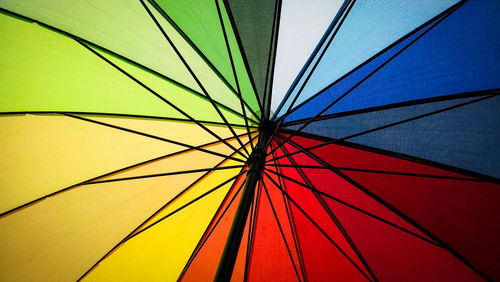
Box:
(325, 0), (500, 115)
(286, 97), (478, 140)
(276, 0), (457, 118)
(283, 10), (441, 123)
(349, 96), (500, 178)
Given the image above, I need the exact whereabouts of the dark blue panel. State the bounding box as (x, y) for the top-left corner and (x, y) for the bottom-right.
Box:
(286, 96), (478, 140)
(284, 0), (500, 122)
(283, 7), (443, 123)
(325, 0), (500, 115)
(348, 96), (500, 178)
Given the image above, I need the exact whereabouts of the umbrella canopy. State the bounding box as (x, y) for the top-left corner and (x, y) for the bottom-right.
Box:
(0, 0), (499, 281)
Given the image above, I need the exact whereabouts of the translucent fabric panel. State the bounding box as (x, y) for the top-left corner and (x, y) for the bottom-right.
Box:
(349, 96), (500, 178)
(286, 97), (478, 141)
(82, 168), (239, 281)
(0, 172), (205, 281)
(181, 175), (245, 281)
(281, 0), (458, 114)
(0, 114), (183, 214)
(271, 0), (344, 111)
(325, 0), (500, 115)
(0, 0), (202, 92)
(344, 171), (500, 280)
(82, 116), (244, 148)
(217, 0), (261, 115)
(227, 0), (277, 105)
(143, 1), (258, 121)
(131, 159), (244, 234)
(0, 14), (183, 118)
(154, 0), (236, 91)
(283, 11), (445, 122)
(89, 43), (245, 125)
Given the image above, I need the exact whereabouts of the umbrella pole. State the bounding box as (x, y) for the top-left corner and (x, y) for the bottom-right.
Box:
(214, 122), (273, 281)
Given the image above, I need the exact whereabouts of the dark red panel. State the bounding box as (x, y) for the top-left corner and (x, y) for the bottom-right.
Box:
(327, 198), (483, 281)
(344, 171), (500, 280)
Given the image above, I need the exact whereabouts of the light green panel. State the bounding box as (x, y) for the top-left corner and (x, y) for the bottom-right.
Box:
(155, 0), (237, 92)
(144, 1), (252, 124)
(90, 44), (245, 125)
(217, 0), (261, 117)
(0, 14), (188, 118)
(0, 0), (202, 93)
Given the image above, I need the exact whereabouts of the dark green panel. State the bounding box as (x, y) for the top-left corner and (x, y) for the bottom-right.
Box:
(227, 0), (277, 112)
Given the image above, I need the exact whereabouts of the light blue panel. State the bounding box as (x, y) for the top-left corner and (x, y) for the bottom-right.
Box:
(280, 0), (457, 116)
(326, 0), (500, 114)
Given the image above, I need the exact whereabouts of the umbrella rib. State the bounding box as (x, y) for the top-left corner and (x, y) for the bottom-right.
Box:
(261, 0), (282, 120)
(270, 146), (308, 281)
(283, 89), (500, 126)
(214, 0), (255, 151)
(336, 95), (494, 142)
(0, 111), (257, 128)
(279, 145), (377, 281)
(271, 130), (500, 184)
(140, 0), (252, 158)
(260, 180), (302, 281)
(178, 171), (247, 280)
(63, 113), (247, 163)
(221, 0), (265, 113)
(267, 164), (481, 182)
(146, 0), (262, 122)
(78, 165), (247, 281)
(0, 132), (253, 218)
(264, 167), (440, 248)
(272, 0), (355, 120)
(280, 138), (491, 280)
(268, 2), (463, 158)
(85, 165), (244, 185)
(124, 171), (246, 243)
(280, 2), (462, 120)
(263, 171), (372, 281)
(264, 0), (356, 150)
(75, 35), (250, 161)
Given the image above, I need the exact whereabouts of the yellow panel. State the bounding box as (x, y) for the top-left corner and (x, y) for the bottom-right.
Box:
(83, 170), (240, 281)
(0, 172), (205, 281)
(95, 141), (239, 182)
(132, 159), (244, 234)
(0, 114), (184, 213)
(82, 115), (246, 147)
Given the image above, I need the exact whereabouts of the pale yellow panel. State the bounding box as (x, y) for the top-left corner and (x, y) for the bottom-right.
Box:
(0, 172), (205, 281)
(83, 174), (236, 281)
(95, 141), (238, 182)
(0, 114), (184, 213)
(82, 115), (246, 147)
(133, 160), (243, 234)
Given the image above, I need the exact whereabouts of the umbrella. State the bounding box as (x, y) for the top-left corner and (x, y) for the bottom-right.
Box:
(0, 0), (499, 281)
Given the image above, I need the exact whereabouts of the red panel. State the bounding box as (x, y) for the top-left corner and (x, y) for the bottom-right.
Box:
(281, 133), (473, 178)
(247, 184), (298, 282)
(267, 154), (370, 280)
(181, 174), (246, 281)
(344, 171), (500, 280)
(327, 198), (483, 281)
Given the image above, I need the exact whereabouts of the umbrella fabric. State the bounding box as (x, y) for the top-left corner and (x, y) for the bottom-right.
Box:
(0, 0), (499, 281)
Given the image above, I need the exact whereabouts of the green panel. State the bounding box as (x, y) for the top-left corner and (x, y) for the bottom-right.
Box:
(0, 0), (202, 93)
(144, 0), (252, 123)
(91, 44), (246, 125)
(155, 0), (237, 92)
(218, 0), (261, 118)
(0, 13), (185, 118)
(227, 0), (277, 110)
